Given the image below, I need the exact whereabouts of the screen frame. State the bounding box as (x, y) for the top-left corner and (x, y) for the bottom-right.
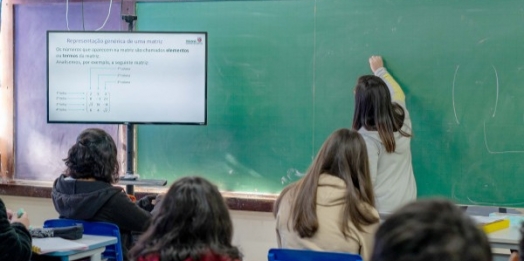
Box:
(46, 30), (208, 125)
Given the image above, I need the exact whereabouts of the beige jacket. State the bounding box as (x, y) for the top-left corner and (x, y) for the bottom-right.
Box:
(275, 174), (379, 261)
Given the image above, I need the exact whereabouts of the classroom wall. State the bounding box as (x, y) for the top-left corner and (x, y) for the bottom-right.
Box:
(14, 2), (123, 181)
(1, 195), (277, 261)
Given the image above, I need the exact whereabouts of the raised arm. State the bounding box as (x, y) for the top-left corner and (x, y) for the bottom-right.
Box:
(369, 56), (405, 103)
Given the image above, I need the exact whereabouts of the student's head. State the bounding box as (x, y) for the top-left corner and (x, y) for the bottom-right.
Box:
(372, 198), (492, 261)
(352, 75), (408, 152)
(130, 176), (241, 261)
(510, 223), (524, 261)
(279, 128), (377, 238)
(308, 128), (373, 200)
(63, 128), (119, 183)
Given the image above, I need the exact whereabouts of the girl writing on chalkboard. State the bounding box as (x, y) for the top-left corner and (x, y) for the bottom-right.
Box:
(274, 128), (379, 261)
(352, 56), (416, 214)
(129, 176), (242, 261)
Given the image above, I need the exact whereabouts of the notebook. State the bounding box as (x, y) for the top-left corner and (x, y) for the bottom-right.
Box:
(32, 237), (88, 254)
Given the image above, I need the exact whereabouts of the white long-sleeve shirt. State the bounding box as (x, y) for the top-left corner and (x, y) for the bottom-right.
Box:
(358, 67), (417, 214)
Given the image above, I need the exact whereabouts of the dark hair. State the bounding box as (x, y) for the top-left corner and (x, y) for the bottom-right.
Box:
(63, 128), (119, 183)
(372, 198), (492, 261)
(352, 75), (411, 153)
(129, 176), (242, 261)
(274, 128), (378, 238)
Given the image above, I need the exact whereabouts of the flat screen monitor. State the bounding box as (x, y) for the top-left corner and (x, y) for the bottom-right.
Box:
(47, 31), (207, 124)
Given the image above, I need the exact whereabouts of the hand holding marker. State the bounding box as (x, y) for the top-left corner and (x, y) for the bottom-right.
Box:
(17, 208), (24, 218)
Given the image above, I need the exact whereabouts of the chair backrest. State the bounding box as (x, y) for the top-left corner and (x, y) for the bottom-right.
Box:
(44, 219), (123, 261)
(268, 248), (363, 261)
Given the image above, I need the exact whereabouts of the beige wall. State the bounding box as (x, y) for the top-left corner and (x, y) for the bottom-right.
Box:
(1, 195), (277, 261)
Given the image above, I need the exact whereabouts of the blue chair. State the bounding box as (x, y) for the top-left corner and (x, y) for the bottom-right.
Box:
(44, 219), (123, 261)
(268, 248), (363, 261)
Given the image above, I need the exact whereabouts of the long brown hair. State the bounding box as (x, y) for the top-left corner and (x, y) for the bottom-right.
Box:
(352, 75), (411, 153)
(274, 128), (378, 238)
(129, 176), (242, 261)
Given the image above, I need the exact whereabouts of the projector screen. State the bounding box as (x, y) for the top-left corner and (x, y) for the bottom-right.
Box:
(47, 31), (207, 124)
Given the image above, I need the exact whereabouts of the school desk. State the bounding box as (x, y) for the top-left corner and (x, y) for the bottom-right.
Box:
(488, 227), (520, 261)
(33, 234), (117, 261)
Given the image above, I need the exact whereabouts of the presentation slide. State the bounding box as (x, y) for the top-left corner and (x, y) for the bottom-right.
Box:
(47, 31), (207, 124)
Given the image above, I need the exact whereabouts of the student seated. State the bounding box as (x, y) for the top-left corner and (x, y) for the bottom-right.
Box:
(371, 198), (492, 261)
(129, 176), (242, 261)
(52, 128), (155, 260)
(0, 198), (31, 261)
(274, 128), (379, 261)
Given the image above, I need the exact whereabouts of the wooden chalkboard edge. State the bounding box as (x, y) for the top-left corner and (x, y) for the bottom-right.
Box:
(222, 192), (277, 212)
(0, 181), (278, 212)
(0, 181), (54, 198)
(3, 182), (521, 214)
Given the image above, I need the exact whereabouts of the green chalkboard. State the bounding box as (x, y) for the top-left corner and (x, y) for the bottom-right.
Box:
(136, 0), (524, 206)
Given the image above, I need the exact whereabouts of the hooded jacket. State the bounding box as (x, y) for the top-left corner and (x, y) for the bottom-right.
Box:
(275, 174), (379, 261)
(52, 174), (151, 260)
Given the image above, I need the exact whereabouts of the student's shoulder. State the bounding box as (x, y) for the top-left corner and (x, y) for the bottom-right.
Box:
(274, 184), (297, 217)
(277, 186), (294, 207)
(102, 190), (151, 221)
(106, 188), (133, 204)
(358, 130), (382, 148)
(360, 202), (379, 218)
(358, 203), (380, 232)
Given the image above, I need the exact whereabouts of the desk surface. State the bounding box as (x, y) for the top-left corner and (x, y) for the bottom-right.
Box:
(488, 227), (520, 246)
(487, 227), (520, 249)
(43, 234), (117, 256)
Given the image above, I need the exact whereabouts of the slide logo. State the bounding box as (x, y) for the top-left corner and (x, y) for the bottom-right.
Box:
(186, 37), (203, 45)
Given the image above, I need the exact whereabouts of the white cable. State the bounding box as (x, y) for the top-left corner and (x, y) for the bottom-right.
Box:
(65, 0), (71, 31)
(95, 0), (113, 31)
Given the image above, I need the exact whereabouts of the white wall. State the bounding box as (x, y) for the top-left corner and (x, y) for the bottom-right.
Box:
(1, 195), (277, 261)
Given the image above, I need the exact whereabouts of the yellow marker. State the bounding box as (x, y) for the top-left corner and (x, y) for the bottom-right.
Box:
(480, 219), (510, 233)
